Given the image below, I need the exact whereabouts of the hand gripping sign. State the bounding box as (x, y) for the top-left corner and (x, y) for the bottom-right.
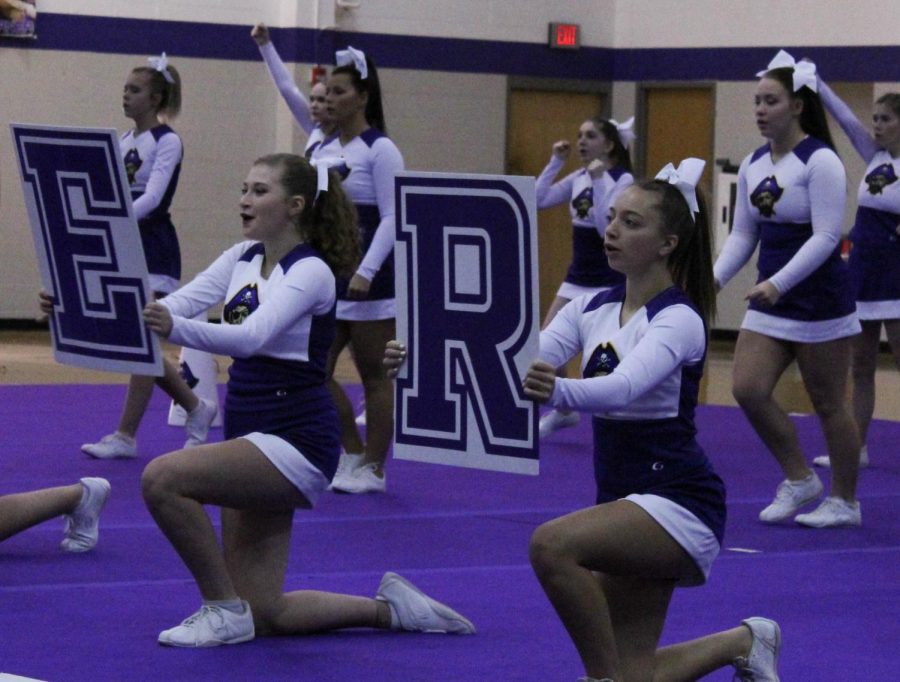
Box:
(10, 124), (163, 376)
(393, 172), (539, 475)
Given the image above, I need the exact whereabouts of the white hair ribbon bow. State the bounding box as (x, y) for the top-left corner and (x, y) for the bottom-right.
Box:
(335, 46), (368, 80)
(655, 157), (706, 221)
(309, 159), (333, 201)
(609, 116), (636, 149)
(755, 49), (817, 93)
(148, 52), (176, 84)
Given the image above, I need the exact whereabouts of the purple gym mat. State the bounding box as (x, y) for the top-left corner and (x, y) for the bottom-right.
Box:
(0, 383), (897, 681)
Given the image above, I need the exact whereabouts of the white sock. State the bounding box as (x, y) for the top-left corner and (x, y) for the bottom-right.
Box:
(203, 598), (245, 614)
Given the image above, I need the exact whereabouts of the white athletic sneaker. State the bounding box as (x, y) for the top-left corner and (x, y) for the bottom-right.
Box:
(183, 398), (217, 448)
(81, 432), (137, 459)
(61, 477), (111, 552)
(758, 472), (823, 523)
(158, 602), (255, 647)
(376, 572), (475, 634)
(332, 462), (386, 494)
(328, 452), (364, 491)
(813, 445), (869, 469)
(733, 617), (781, 681)
(794, 496), (861, 528)
(538, 409), (580, 439)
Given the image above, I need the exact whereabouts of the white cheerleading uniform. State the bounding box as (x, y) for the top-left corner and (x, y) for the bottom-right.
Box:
(820, 79), (900, 321)
(541, 285), (726, 586)
(160, 241), (340, 504)
(714, 137), (860, 342)
(120, 125), (183, 293)
(258, 42), (337, 158)
(313, 129), (404, 321)
(535, 156), (630, 298)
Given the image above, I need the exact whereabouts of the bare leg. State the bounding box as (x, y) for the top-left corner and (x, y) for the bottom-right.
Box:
(796, 337), (860, 501)
(142, 438), (392, 632)
(222, 507), (390, 635)
(348, 318), (397, 471)
(141, 439), (308, 601)
(884, 319), (900, 373)
(653, 626), (753, 682)
(0, 484), (82, 541)
(117, 358), (198, 438)
(850, 321), (882, 446)
(529, 501), (697, 680)
(731, 331), (810, 480)
(326, 321), (364, 454)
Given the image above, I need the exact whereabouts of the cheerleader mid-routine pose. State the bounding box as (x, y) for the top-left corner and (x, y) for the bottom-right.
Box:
(535, 117), (635, 439)
(311, 46), (405, 494)
(813, 70), (900, 470)
(54, 53), (216, 460)
(387, 159), (781, 682)
(714, 50), (862, 528)
(251, 23), (336, 157)
(141, 154), (473, 647)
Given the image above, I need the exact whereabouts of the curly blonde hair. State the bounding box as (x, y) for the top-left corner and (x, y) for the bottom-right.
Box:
(254, 154), (361, 278)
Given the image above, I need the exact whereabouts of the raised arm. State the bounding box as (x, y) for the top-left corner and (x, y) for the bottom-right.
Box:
(818, 75), (879, 163)
(535, 143), (575, 209)
(252, 23), (315, 134)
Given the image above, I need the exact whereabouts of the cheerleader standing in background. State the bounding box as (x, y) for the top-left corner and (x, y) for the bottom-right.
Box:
(312, 46), (404, 494)
(714, 50), (862, 528)
(535, 117), (634, 439)
(251, 23), (337, 158)
(813, 71), (900, 470)
(69, 54), (215, 460)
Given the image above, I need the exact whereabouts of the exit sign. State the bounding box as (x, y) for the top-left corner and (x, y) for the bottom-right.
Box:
(549, 22), (580, 50)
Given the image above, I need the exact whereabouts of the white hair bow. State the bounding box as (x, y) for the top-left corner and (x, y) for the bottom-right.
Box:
(335, 46), (368, 80)
(756, 49), (817, 93)
(655, 157), (706, 221)
(309, 158), (334, 201)
(609, 116), (636, 149)
(148, 52), (176, 84)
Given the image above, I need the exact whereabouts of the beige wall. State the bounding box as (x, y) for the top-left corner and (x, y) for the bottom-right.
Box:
(2, 2), (899, 322)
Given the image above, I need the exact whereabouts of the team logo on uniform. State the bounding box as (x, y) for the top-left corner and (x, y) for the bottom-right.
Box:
(224, 284), (259, 325)
(864, 163), (898, 195)
(583, 341), (619, 378)
(123, 148), (142, 185)
(571, 187), (594, 219)
(750, 175), (784, 217)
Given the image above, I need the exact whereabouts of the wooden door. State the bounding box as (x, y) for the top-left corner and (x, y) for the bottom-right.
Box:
(642, 86), (714, 198)
(643, 86), (715, 401)
(506, 89), (605, 322)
